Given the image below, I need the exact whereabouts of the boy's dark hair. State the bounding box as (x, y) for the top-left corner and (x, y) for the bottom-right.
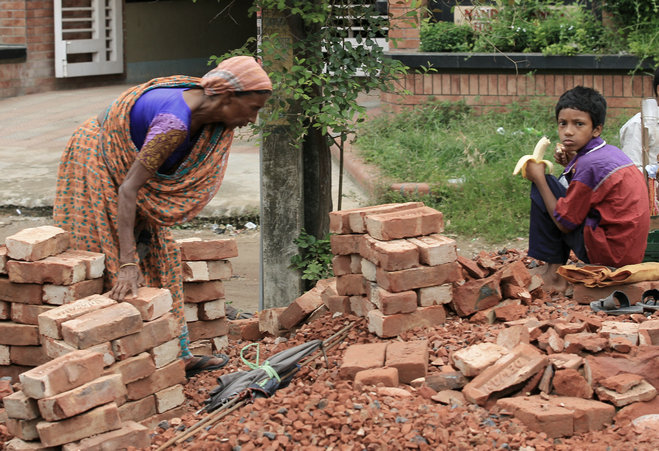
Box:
(555, 86), (607, 128)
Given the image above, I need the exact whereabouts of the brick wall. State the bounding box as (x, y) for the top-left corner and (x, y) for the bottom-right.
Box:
(381, 72), (655, 119)
(387, 0), (426, 52)
(0, 0), (27, 45)
(384, 0), (655, 119)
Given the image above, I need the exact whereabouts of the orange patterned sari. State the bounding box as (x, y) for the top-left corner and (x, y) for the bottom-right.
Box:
(54, 76), (234, 356)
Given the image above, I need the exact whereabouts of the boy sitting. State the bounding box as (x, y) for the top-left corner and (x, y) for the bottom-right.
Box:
(524, 86), (650, 292)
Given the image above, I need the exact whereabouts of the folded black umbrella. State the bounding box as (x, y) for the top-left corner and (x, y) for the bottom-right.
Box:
(203, 339), (323, 413)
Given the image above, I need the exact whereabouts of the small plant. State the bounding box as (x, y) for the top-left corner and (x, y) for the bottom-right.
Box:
(290, 229), (333, 289)
(420, 19), (475, 52)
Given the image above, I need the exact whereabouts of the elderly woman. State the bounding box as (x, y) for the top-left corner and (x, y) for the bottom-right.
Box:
(53, 56), (272, 376)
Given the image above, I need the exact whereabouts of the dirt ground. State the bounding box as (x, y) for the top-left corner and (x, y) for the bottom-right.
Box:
(0, 211), (529, 314)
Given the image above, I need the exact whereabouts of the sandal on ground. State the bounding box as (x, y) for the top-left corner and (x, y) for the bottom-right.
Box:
(589, 291), (643, 315)
(638, 289), (659, 312)
(185, 353), (229, 378)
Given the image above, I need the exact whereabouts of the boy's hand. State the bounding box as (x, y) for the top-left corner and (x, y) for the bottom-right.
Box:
(554, 143), (575, 167)
(524, 160), (548, 184)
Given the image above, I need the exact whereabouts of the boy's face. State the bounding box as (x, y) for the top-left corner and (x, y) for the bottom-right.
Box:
(557, 108), (602, 154)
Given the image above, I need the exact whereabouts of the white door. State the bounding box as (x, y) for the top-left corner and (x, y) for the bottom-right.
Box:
(54, 0), (123, 78)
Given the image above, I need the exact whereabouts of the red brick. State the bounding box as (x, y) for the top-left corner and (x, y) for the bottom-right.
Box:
(339, 342), (388, 380)
(0, 343), (8, 365)
(451, 273), (503, 317)
(7, 257), (85, 285)
(177, 238), (238, 261)
(279, 287), (325, 329)
(188, 317), (229, 342)
(197, 298), (226, 321)
(36, 402), (122, 447)
(335, 273), (366, 296)
(57, 249), (105, 279)
(0, 277), (43, 304)
(407, 234), (457, 266)
(258, 307), (287, 336)
(359, 235), (419, 271)
(331, 254), (359, 276)
(339, 202), (425, 234)
(365, 206), (444, 241)
(417, 284), (452, 306)
(20, 349), (104, 399)
(330, 234), (362, 255)
(5, 417), (40, 441)
(494, 303), (529, 322)
(349, 295), (376, 317)
(385, 340), (428, 384)
(0, 245), (7, 274)
(111, 312), (179, 360)
(228, 318), (263, 341)
(61, 302), (143, 349)
(118, 396), (157, 423)
(0, 322), (39, 346)
(463, 343), (548, 406)
(496, 395), (614, 438)
(3, 390), (39, 421)
(38, 293), (116, 340)
(206, 259), (233, 281)
(5, 226), (70, 262)
(600, 373), (645, 394)
(9, 345), (49, 367)
(497, 324), (530, 350)
(639, 319), (659, 345)
(125, 359), (186, 401)
(0, 300), (10, 319)
(369, 286), (417, 314)
(354, 367), (399, 389)
(10, 303), (54, 325)
(41, 278), (104, 306)
(564, 332), (607, 353)
(614, 396), (659, 424)
(0, 364), (33, 384)
(183, 280), (224, 303)
(376, 262), (462, 293)
(150, 339), (181, 368)
(41, 337), (114, 367)
(62, 420), (150, 451)
(122, 287), (172, 321)
(37, 374), (125, 421)
(367, 305), (446, 338)
(324, 294), (351, 313)
(154, 384), (185, 413)
(104, 352), (156, 385)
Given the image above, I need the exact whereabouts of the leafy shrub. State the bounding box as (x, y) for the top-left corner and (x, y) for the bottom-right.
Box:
(290, 229), (333, 290)
(420, 19), (475, 52)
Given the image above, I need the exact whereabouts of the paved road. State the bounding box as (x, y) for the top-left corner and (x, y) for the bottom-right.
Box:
(0, 84), (369, 217)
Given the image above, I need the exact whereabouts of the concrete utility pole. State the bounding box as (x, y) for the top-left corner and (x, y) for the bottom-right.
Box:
(259, 10), (304, 310)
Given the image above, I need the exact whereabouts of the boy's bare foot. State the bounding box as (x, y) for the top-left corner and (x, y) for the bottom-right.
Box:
(534, 262), (569, 294)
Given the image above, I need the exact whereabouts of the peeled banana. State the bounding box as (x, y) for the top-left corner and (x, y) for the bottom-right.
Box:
(512, 136), (554, 178)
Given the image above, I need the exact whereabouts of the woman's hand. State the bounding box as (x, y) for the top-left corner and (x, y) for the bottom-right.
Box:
(109, 265), (145, 300)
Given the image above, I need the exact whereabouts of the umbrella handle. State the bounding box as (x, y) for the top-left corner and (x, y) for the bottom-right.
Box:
(240, 342), (281, 382)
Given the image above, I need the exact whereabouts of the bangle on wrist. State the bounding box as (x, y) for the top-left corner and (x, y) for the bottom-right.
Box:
(119, 262), (138, 269)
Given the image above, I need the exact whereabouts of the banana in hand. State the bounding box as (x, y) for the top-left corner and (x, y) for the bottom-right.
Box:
(512, 136), (554, 178)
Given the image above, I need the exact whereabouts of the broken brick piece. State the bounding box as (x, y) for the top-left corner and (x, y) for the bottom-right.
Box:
(228, 318), (263, 341)
(553, 368), (593, 399)
(354, 367), (399, 390)
(452, 343), (508, 377)
(451, 273), (502, 317)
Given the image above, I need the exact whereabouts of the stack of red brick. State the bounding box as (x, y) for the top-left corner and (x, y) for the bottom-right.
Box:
(3, 285), (186, 448)
(178, 237), (236, 354)
(0, 226), (105, 381)
(325, 202), (459, 337)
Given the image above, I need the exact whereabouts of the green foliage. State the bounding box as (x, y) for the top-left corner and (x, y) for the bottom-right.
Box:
(419, 19), (474, 52)
(420, 0), (648, 57)
(356, 98), (628, 242)
(290, 229), (333, 287)
(209, 0), (411, 147)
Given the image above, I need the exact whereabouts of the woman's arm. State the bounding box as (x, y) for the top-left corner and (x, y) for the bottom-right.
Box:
(109, 161), (152, 300)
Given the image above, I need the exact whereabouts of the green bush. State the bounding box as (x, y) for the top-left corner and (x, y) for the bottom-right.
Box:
(419, 19), (475, 52)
